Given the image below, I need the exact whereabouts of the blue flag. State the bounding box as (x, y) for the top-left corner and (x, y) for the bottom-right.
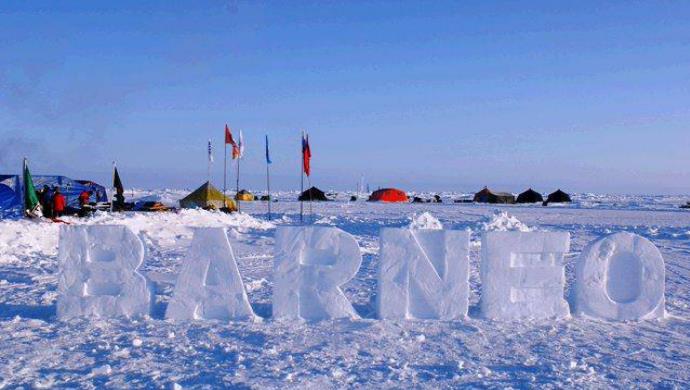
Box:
(265, 135), (272, 164)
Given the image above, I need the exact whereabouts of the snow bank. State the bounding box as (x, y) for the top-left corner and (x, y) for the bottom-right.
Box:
(409, 212), (443, 230)
(480, 211), (531, 232)
(0, 209), (273, 265)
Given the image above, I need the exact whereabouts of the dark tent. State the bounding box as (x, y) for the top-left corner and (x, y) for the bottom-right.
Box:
(544, 189), (572, 205)
(516, 188), (544, 204)
(473, 187), (515, 204)
(298, 187), (329, 201)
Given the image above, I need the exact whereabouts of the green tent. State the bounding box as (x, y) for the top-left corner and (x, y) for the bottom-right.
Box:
(23, 159), (42, 218)
(180, 182), (236, 211)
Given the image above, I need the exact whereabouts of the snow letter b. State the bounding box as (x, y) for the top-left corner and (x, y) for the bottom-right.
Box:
(166, 228), (256, 321)
(574, 232), (665, 320)
(273, 226), (362, 321)
(378, 229), (470, 320)
(480, 231), (570, 320)
(57, 225), (151, 319)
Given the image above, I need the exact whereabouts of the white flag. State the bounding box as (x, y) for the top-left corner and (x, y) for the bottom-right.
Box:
(238, 130), (245, 159)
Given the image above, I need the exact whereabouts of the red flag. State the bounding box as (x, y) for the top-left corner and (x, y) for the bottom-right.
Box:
(225, 124), (236, 145)
(302, 133), (312, 176)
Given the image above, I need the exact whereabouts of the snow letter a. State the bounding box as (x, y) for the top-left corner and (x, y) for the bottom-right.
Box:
(166, 228), (256, 321)
(378, 229), (470, 320)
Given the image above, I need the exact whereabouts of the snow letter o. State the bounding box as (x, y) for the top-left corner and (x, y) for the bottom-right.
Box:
(273, 226), (362, 321)
(574, 232), (665, 320)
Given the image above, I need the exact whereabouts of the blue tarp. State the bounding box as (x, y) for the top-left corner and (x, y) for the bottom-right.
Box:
(0, 175), (22, 217)
(0, 174), (109, 218)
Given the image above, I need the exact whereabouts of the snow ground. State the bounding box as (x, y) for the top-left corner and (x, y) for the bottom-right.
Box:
(1, 192), (689, 388)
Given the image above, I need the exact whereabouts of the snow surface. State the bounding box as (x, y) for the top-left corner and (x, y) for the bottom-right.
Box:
(1, 192), (690, 387)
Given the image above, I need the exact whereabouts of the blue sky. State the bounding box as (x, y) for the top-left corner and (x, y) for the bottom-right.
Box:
(1, 1), (689, 194)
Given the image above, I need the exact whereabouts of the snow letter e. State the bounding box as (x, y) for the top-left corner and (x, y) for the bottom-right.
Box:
(273, 226), (362, 321)
(57, 225), (151, 319)
(480, 231), (570, 320)
(574, 232), (665, 320)
(166, 228), (256, 321)
(378, 229), (469, 320)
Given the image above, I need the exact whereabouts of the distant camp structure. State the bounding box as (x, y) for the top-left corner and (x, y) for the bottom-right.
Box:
(473, 187), (515, 204)
(298, 187), (329, 201)
(235, 190), (255, 202)
(180, 182), (236, 211)
(369, 188), (409, 203)
(0, 174), (108, 217)
(516, 188), (544, 204)
(544, 189), (572, 205)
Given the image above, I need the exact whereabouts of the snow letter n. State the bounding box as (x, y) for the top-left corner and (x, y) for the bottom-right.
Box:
(480, 231), (570, 320)
(273, 226), (362, 321)
(57, 225), (151, 319)
(378, 229), (470, 320)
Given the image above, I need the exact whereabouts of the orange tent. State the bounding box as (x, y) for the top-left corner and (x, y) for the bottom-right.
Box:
(368, 188), (409, 203)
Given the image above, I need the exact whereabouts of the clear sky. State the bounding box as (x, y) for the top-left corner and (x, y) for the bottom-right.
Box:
(1, 1), (689, 194)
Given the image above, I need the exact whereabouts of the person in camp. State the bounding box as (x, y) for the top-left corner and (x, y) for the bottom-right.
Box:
(41, 185), (53, 217)
(78, 190), (92, 208)
(52, 187), (66, 218)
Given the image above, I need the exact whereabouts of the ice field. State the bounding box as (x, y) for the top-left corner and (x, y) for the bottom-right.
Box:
(0, 191), (689, 388)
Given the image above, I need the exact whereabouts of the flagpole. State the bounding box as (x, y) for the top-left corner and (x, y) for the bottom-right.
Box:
(266, 159), (272, 221)
(236, 156), (241, 213)
(110, 161), (116, 212)
(223, 141), (227, 199)
(207, 139), (212, 183)
(265, 135), (272, 221)
(299, 132), (304, 224)
(22, 157), (27, 216)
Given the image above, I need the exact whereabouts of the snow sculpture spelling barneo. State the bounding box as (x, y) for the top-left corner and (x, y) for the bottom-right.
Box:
(273, 226), (362, 321)
(481, 231), (571, 320)
(378, 229), (470, 320)
(574, 232), (665, 320)
(57, 225), (151, 319)
(166, 228), (256, 321)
